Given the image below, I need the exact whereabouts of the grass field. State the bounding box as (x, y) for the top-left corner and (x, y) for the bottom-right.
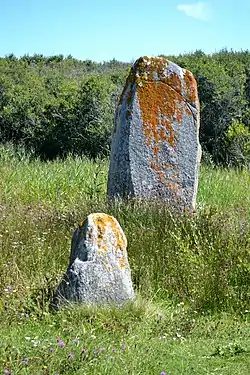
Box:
(0, 145), (249, 374)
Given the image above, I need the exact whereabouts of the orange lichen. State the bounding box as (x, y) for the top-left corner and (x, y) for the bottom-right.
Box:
(131, 57), (185, 193)
(151, 161), (161, 171)
(184, 70), (198, 104)
(119, 256), (126, 269)
(137, 81), (178, 148)
(92, 213), (127, 251)
(162, 71), (182, 95)
(153, 145), (159, 155)
(163, 163), (170, 170)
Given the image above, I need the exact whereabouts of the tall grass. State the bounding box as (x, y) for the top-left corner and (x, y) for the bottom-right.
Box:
(0, 144), (249, 312)
(0, 144), (108, 210)
(198, 165), (250, 213)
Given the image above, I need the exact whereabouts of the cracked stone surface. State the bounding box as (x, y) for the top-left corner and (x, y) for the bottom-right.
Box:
(107, 56), (202, 210)
(53, 213), (135, 308)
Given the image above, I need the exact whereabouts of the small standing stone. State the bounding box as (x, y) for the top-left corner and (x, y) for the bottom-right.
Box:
(53, 213), (134, 307)
(107, 56), (201, 210)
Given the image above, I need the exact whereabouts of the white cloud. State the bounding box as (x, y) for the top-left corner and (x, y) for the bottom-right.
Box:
(177, 2), (211, 21)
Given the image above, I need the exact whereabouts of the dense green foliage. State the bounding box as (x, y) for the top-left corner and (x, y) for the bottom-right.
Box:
(0, 50), (250, 166)
(0, 146), (249, 373)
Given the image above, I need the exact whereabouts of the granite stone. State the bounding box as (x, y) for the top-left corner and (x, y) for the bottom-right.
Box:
(107, 56), (201, 210)
(53, 213), (135, 307)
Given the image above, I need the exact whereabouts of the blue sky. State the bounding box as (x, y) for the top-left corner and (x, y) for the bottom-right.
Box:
(1, 0), (250, 62)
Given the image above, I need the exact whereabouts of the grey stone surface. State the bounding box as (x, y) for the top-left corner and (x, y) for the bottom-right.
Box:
(107, 56), (201, 210)
(53, 213), (135, 307)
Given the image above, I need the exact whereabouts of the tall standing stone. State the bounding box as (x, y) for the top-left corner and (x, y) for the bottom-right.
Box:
(53, 213), (135, 307)
(107, 56), (201, 210)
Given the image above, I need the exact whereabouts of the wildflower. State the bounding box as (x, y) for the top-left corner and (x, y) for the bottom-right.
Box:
(93, 347), (105, 355)
(68, 353), (75, 359)
(4, 370), (11, 375)
(160, 372), (167, 375)
(21, 358), (28, 365)
(121, 343), (126, 351)
(73, 338), (79, 344)
(49, 347), (54, 352)
(58, 341), (65, 348)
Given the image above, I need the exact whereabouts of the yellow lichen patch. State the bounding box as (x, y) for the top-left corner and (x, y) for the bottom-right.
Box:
(92, 213), (127, 251)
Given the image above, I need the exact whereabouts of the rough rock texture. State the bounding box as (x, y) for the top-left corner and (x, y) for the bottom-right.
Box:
(53, 213), (134, 307)
(107, 56), (201, 210)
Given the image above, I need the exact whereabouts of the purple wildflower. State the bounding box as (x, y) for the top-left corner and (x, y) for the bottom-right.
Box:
(68, 353), (75, 359)
(49, 347), (55, 352)
(73, 338), (79, 344)
(160, 372), (167, 375)
(58, 341), (65, 348)
(4, 370), (11, 375)
(21, 358), (28, 365)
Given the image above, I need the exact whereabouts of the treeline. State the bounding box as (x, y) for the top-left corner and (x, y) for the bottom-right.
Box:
(0, 50), (249, 166)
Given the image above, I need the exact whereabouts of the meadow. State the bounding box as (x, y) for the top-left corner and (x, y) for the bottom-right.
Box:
(0, 145), (249, 374)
